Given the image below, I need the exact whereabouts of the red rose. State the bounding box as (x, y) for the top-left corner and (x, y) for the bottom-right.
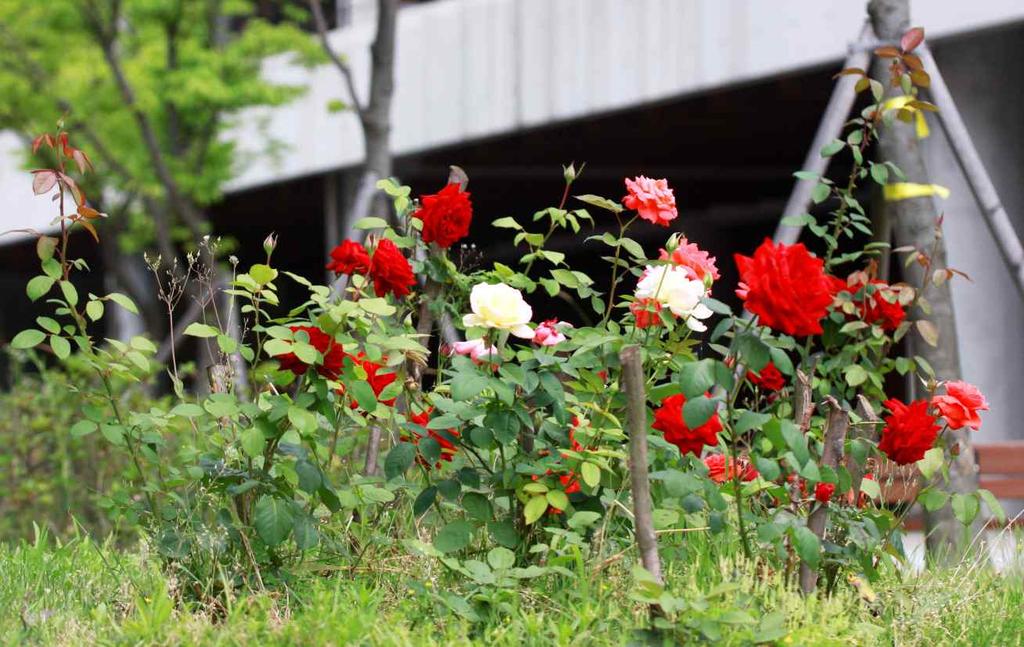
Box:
(276, 325), (344, 380)
(630, 298), (663, 329)
(559, 472), (581, 495)
(652, 393), (722, 457)
(734, 238), (833, 336)
(344, 353), (398, 409)
(814, 482), (835, 504)
(932, 381), (989, 431)
(747, 361), (785, 392)
(413, 183), (473, 248)
(878, 398), (941, 465)
(406, 407), (460, 466)
(703, 454), (758, 483)
(368, 238), (416, 298)
(833, 275), (906, 332)
(326, 239), (371, 275)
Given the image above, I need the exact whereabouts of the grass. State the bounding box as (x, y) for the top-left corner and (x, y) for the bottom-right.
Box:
(3, 528), (1023, 646)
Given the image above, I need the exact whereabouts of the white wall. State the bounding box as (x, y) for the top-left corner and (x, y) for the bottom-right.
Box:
(226, 0), (1024, 191)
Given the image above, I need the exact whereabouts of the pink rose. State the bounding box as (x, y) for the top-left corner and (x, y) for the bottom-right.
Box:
(659, 236), (720, 284)
(932, 381), (989, 430)
(450, 338), (499, 364)
(623, 176), (678, 227)
(533, 319), (570, 347)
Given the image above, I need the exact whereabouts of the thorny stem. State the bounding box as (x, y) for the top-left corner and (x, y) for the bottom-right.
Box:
(601, 215), (638, 325)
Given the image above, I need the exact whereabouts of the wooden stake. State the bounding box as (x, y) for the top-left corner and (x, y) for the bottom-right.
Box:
(799, 398), (850, 594)
(619, 345), (663, 586)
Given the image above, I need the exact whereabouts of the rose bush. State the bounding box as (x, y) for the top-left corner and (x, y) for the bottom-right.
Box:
(7, 35), (1003, 617)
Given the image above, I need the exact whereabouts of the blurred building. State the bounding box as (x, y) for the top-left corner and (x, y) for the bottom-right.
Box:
(1, 0), (1023, 450)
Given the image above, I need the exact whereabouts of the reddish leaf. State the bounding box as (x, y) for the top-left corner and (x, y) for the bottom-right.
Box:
(902, 53), (923, 71)
(78, 219), (100, 243)
(71, 149), (93, 174)
(78, 205), (107, 220)
(31, 134), (45, 154)
(901, 27), (925, 53)
(833, 67), (866, 79)
(874, 46), (901, 58)
(31, 170), (57, 195)
(910, 70), (931, 88)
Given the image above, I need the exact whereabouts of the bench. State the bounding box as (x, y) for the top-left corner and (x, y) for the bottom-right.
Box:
(875, 441), (1024, 528)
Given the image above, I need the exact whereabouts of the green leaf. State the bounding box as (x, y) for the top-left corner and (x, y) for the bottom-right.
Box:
(413, 486), (438, 517)
(354, 216), (389, 230)
(978, 488), (1006, 523)
(249, 264), (278, 285)
(487, 547), (516, 570)
(263, 338), (292, 357)
(295, 460), (323, 493)
(491, 217), (522, 230)
(575, 194), (624, 214)
(683, 396), (717, 429)
(86, 300), (104, 322)
(434, 520), (475, 553)
(36, 317), (59, 333)
(792, 526), (821, 568)
(870, 163), (889, 185)
(735, 333), (770, 372)
(348, 380), (378, 411)
(581, 461), (600, 488)
(523, 495), (548, 525)
(679, 359), (716, 399)
(488, 520), (519, 548)
(844, 364), (868, 387)
(288, 406), (318, 435)
(359, 298), (397, 316)
(240, 427), (265, 458)
(916, 447), (944, 480)
(293, 514), (319, 550)
(70, 420), (97, 437)
(811, 182), (831, 204)
(253, 496), (294, 547)
(452, 373), (489, 401)
(462, 492), (492, 521)
(10, 329), (45, 350)
(26, 276), (55, 301)
(859, 476), (882, 501)
(384, 442), (417, 480)
(734, 410), (771, 435)
(49, 335), (70, 360)
(59, 281), (78, 307)
(917, 487), (948, 512)
(546, 490), (570, 511)
(567, 511), (602, 530)
(952, 493), (980, 525)
(36, 236), (58, 261)
(106, 292), (139, 314)
(170, 403), (205, 418)
(820, 139), (844, 158)
(183, 323), (219, 338)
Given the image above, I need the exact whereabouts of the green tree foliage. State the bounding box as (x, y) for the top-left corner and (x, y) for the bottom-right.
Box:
(0, 0), (321, 257)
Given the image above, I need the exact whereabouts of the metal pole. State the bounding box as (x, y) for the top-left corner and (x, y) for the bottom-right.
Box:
(774, 23), (873, 245)
(919, 43), (1024, 303)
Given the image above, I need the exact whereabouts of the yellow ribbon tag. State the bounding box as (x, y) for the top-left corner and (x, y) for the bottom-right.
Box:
(883, 182), (951, 201)
(882, 96), (930, 139)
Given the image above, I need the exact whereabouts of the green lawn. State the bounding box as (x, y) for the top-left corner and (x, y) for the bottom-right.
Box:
(4, 530), (1022, 646)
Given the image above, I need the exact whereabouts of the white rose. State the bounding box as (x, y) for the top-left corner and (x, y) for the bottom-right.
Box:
(635, 265), (713, 332)
(462, 282), (534, 338)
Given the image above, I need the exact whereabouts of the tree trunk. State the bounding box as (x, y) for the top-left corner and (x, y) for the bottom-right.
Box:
(868, 0), (979, 561)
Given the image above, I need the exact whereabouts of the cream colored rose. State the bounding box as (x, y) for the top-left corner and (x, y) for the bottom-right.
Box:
(462, 282), (534, 338)
(635, 265), (713, 332)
